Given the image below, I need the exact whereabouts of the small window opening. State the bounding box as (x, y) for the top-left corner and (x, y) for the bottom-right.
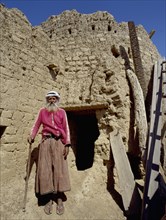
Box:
(49, 30), (53, 39)
(22, 67), (26, 71)
(108, 25), (111, 31)
(68, 28), (72, 34)
(92, 25), (95, 31)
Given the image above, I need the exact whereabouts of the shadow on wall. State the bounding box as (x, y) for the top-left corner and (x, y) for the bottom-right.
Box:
(67, 110), (100, 171)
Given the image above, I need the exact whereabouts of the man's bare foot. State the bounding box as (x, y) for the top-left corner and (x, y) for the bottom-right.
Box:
(56, 198), (64, 215)
(44, 200), (53, 215)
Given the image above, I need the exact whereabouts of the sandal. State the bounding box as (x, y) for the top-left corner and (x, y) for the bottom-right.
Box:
(56, 203), (64, 215)
(44, 200), (53, 215)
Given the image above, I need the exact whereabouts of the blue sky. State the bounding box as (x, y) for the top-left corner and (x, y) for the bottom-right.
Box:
(1, 0), (166, 57)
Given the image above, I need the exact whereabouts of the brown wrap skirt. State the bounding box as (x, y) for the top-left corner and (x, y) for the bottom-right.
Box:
(35, 138), (71, 195)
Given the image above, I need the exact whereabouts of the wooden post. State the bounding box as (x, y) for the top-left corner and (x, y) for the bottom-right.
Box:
(126, 69), (148, 156)
(110, 129), (141, 215)
(148, 30), (155, 39)
(23, 143), (32, 212)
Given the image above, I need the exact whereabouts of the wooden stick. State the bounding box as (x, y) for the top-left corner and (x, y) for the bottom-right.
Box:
(22, 143), (32, 212)
(126, 69), (148, 156)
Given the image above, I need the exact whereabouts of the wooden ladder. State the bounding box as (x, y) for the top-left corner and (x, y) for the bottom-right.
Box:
(141, 59), (166, 220)
(162, 61), (166, 96)
(161, 61), (166, 141)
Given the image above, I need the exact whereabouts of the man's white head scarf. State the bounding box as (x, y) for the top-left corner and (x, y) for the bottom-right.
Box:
(45, 91), (60, 99)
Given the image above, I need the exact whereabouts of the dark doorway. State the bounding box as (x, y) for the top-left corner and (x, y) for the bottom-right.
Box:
(67, 110), (100, 170)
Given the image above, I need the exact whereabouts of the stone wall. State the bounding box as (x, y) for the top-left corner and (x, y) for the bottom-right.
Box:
(40, 9), (160, 158)
(0, 4), (161, 219)
(0, 6), (66, 216)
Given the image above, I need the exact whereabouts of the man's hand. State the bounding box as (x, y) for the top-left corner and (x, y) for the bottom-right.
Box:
(27, 136), (34, 144)
(63, 146), (69, 159)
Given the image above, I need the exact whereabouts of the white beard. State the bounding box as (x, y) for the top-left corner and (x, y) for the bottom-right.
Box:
(46, 102), (58, 112)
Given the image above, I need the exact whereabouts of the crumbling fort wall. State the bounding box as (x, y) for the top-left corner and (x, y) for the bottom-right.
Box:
(0, 5), (161, 219)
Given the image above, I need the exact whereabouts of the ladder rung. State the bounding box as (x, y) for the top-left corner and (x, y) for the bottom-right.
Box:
(162, 70), (166, 73)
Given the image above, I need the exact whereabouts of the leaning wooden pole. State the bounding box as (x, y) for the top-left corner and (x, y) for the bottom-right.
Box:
(23, 143), (32, 212)
(126, 69), (148, 158)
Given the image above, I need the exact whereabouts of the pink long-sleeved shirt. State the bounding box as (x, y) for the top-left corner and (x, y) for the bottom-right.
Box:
(30, 107), (71, 145)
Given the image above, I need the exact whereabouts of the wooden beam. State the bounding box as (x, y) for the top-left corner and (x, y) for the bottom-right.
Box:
(110, 129), (141, 215)
(148, 30), (155, 39)
(126, 69), (148, 156)
(61, 102), (109, 112)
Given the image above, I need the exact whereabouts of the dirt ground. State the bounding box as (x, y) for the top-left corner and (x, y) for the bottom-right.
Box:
(1, 149), (126, 220)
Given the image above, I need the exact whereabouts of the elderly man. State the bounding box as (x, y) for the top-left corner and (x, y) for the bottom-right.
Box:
(28, 91), (71, 215)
